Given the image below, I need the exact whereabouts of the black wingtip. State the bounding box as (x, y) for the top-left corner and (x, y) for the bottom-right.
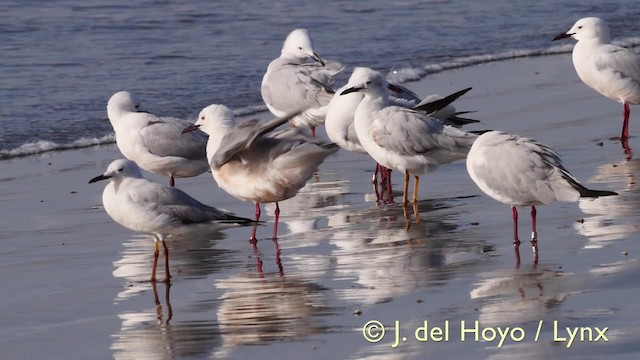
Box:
(414, 87), (473, 114)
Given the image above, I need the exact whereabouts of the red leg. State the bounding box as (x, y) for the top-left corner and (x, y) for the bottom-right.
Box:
(169, 176), (175, 187)
(512, 207), (520, 246)
(373, 164), (381, 203)
(530, 206), (538, 245)
(513, 207), (521, 266)
(622, 103), (631, 141)
(311, 126), (316, 138)
(162, 240), (171, 283)
(250, 203), (261, 243)
(385, 167), (394, 204)
(531, 206), (539, 265)
(622, 103), (633, 160)
(273, 202), (280, 240)
(151, 241), (159, 282)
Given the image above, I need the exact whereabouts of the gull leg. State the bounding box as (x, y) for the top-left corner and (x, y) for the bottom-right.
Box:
(412, 175), (420, 204)
(622, 103), (631, 142)
(385, 167), (394, 203)
(311, 126), (316, 138)
(151, 240), (159, 283)
(512, 207), (521, 267)
(373, 164), (381, 203)
(531, 206), (539, 265)
(273, 202), (280, 240)
(250, 203), (261, 243)
(622, 103), (633, 160)
(162, 240), (171, 283)
(169, 175), (175, 187)
(402, 171), (409, 207)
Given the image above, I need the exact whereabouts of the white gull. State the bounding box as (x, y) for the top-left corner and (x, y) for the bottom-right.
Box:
(184, 105), (338, 241)
(553, 17), (640, 153)
(466, 131), (617, 263)
(261, 28), (343, 137)
(340, 67), (478, 206)
(89, 159), (253, 282)
(107, 91), (209, 186)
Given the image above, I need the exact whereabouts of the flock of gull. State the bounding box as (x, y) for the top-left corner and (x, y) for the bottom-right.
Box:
(89, 17), (639, 282)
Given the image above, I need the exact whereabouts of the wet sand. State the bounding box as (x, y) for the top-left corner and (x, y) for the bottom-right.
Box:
(1, 54), (639, 359)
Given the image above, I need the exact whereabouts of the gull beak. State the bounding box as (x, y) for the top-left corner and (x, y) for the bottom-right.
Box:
(88, 174), (111, 184)
(340, 86), (363, 95)
(182, 124), (200, 134)
(310, 52), (325, 66)
(552, 32), (573, 41)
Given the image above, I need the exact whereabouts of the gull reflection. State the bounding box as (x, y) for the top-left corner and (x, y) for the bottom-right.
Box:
(112, 227), (232, 301)
(111, 282), (220, 360)
(327, 197), (486, 305)
(263, 174), (350, 246)
(213, 273), (329, 358)
(470, 268), (569, 326)
(576, 159), (640, 247)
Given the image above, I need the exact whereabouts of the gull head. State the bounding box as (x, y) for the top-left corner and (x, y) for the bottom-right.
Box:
(281, 28), (325, 66)
(89, 159), (143, 184)
(183, 104), (236, 136)
(340, 67), (389, 98)
(107, 91), (142, 121)
(553, 17), (610, 43)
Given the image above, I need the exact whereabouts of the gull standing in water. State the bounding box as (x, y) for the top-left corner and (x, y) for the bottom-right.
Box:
(107, 91), (209, 186)
(261, 28), (343, 137)
(466, 131), (617, 264)
(326, 78), (476, 202)
(183, 105), (338, 242)
(340, 67), (477, 209)
(89, 159), (254, 282)
(553, 17), (640, 157)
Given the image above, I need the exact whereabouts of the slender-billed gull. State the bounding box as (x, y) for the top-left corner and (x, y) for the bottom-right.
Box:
(340, 67), (478, 207)
(107, 91), (209, 186)
(326, 79), (476, 202)
(89, 159), (253, 282)
(183, 105), (339, 242)
(261, 28), (343, 137)
(553, 17), (640, 154)
(466, 131), (617, 263)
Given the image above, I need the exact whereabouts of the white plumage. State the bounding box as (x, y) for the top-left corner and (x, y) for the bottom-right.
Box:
(89, 159), (253, 282)
(341, 67), (477, 206)
(185, 104), (338, 241)
(466, 131), (617, 262)
(261, 28), (343, 134)
(554, 17), (640, 144)
(106, 91), (209, 186)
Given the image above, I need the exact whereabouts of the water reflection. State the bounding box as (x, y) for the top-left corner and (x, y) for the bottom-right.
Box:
(111, 282), (221, 360)
(213, 273), (330, 358)
(470, 267), (569, 326)
(112, 227), (235, 301)
(327, 197), (489, 305)
(575, 159), (640, 247)
(263, 175), (351, 246)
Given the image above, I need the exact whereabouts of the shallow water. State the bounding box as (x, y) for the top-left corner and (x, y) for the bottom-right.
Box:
(2, 0), (640, 157)
(1, 53), (639, 359)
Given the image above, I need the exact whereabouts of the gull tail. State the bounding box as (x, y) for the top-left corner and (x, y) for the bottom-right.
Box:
(560, 171), (618, 198)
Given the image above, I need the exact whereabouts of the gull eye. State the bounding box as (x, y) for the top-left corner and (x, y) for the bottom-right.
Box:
(578, 26), (582, 29)
(366, 80), (372, 85)
(298, 46), (302, 50)
(201, 116), (205, 120)
(118, 167), (124, 172)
